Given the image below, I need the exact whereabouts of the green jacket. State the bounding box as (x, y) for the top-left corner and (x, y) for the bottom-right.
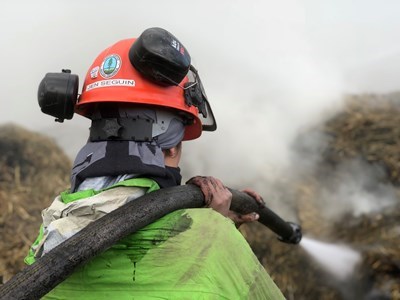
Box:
(26, 178), (285, 299)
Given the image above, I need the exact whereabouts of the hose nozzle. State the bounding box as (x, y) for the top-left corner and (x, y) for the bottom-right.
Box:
(229, 189), (302, 245)
(277, 222), (302, 244)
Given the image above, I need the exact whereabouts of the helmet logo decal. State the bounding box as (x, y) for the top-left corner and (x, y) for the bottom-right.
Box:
(100, 54), (121, 78)
(90, 66), (99, 79)
(171, 39), (185, 55)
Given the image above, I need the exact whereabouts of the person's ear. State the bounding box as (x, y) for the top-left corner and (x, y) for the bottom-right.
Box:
(165, 146), (178, 158)
(164, 142), (182, 157)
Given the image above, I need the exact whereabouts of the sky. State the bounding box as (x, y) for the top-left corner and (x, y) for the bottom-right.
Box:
(1, 0), (400, 205)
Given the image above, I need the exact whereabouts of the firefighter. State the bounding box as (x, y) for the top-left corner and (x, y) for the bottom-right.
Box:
(27, 28), (285, 299)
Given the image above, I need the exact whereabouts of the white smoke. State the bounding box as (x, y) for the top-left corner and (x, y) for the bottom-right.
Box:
(2, 0), (400, 219)
(317, 159), (398, 219)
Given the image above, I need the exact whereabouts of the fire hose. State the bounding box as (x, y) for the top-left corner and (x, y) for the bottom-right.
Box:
(0, 184), (302, 300)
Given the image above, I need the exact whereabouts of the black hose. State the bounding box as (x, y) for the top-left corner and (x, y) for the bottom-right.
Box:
(229, 189), (302, 244)
(0, 184), (301, 300)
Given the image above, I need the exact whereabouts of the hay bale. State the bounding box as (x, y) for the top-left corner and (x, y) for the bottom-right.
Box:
(323, 93), (400, 184)
(0, 124), (71, 281)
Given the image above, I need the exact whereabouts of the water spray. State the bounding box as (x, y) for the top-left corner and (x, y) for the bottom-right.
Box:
(300, 236), (361, 280)
(230, 189), (364, 282)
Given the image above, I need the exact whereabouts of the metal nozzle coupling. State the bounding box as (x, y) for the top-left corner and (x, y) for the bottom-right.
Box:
(278, 222), (302, 244)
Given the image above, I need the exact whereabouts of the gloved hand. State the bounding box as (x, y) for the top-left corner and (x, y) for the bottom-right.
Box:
(186, 176), (261, 228)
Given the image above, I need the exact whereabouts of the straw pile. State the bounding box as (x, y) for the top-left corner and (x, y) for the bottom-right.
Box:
(243, 92), (400, 300)
(0, 124), (71, 282)
(323, 93), (400, 184)
(324, 94), (400, 299)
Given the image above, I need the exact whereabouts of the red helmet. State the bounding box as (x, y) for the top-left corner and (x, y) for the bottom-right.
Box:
(75, 29), (216, 141)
